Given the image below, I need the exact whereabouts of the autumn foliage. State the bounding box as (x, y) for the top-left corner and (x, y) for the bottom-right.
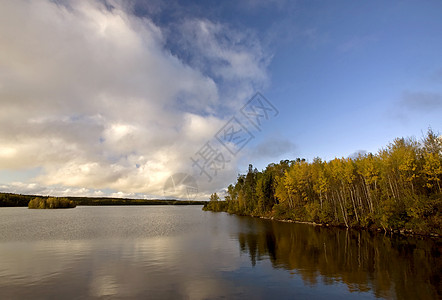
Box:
(28, 197), (76, 209)
(205, 129), (442, 235)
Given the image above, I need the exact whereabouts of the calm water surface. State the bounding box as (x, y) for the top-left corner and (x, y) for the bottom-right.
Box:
(0, 206), (440, 299)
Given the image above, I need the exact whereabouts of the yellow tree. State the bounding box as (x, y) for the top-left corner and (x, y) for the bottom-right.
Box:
(422, 152), (442, 192)
(311, 158), (328, 209)
(355, 153), (379, 214)
(284, 161), (312, 210)
(327, 158), (349, 227)
(421, 129), (442, 193)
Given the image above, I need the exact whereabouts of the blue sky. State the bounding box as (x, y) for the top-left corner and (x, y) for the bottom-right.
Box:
(264, 0), (442, 160)
(0, 0), (441, 199)
(134, 0), (442, 164)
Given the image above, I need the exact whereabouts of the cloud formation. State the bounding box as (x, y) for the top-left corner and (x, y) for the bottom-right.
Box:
(166, 18), (271, 108)
(0, 0), (271, 199)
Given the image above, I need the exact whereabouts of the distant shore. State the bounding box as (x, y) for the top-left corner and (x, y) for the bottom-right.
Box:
(0, 192), (206, 207)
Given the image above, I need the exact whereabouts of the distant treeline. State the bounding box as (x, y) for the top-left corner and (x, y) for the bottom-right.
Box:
(204, 129), (442, 235)
(0, 193), (205, 207)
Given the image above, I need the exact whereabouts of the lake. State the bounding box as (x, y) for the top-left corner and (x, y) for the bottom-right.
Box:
(0, 206), (440, 299)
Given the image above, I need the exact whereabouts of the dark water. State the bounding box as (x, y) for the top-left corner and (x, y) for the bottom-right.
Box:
(0, 206), (440, 299)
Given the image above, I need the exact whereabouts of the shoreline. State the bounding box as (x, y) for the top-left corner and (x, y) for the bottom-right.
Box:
(217, 210), (441, 239)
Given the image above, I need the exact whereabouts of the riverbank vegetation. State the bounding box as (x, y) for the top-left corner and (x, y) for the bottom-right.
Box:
(28, 197), (76, 209)
(204, 129), (442, 235)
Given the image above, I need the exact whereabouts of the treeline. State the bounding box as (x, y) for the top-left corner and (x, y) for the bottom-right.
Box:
(0, 193), (33, 207)
(0, 193), (206, 207)
(205, 129), (442, 235)
(72, 197), (205, 206)
(28, 197), (76, 209)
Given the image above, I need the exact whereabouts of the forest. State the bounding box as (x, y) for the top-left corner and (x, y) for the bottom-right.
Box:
(204, 129), (442, 235)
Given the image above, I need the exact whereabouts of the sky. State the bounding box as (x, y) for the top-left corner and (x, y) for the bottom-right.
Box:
(0, 0), (441, 200)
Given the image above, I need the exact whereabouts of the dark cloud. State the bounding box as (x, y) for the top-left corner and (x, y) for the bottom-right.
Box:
(252, 137), (296, 158)
(399, 91), (442, 112)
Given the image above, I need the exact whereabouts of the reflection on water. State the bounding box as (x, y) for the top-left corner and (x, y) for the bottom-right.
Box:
(0, 207), (440, 299)
(235, 216), (442, 300)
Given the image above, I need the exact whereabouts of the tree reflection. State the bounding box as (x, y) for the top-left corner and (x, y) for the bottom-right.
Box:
(236, 217), (441, 299)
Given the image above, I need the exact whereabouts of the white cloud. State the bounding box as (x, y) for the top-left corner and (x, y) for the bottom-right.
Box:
(0, 0), (271, 199)
(168, 18), (271, 108)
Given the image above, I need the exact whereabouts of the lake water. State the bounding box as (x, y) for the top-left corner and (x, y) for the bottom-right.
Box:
(0, 206), (440, 299)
